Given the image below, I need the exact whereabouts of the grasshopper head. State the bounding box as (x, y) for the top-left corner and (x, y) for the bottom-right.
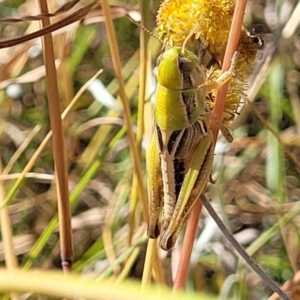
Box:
(157, 47), (205, 90)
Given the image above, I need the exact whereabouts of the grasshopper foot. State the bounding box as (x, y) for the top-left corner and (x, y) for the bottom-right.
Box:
(209, 173), (216, 184)
(147, 222), (160, 239)
(159, 231), (177, 251)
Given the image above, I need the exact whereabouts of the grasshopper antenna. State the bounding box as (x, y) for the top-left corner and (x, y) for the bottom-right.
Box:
(181, 30), (195, 54)
(181, 25), (201, 54)
(126, 13), (164, 45)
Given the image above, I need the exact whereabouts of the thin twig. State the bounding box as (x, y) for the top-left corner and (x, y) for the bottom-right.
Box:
(173, 200), (202, 290)
(201, 194), (291, 300)
(211, 0), (247, 141)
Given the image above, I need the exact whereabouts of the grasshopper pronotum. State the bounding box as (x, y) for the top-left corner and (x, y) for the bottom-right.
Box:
(147, 44), (237, 251)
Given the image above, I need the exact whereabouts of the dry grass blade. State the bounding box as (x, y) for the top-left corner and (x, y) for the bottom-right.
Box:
(0, 1), (97, 48)
(99, 0), (149, 223)
(0, 0), (81, 23)
(128, 0), (150, 247)
(37, 0), (72, 272)
(3, 126), (40, 175)
(268, 270), (300, 300)
(81, 5), (136, 25)
(0, 160), (19, 300)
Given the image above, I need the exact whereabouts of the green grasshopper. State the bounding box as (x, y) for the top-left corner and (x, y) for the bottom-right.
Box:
(147, 46), (237, 251)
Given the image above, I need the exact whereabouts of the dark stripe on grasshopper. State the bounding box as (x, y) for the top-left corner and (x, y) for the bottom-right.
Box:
(182, 73), (193, 87)
(181, 88), (204, 125)
(168, 120), (209, 158)
(174, 159), (185, 199)
(156, 124), (163, 153)
(178, 55), (207, 127)
(161, 158), (185, 232)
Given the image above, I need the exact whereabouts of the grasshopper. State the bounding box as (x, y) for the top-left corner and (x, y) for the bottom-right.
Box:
(147, 46), (237, 251)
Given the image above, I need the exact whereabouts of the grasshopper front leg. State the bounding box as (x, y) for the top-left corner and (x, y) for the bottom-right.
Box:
(159, 130), (215, 251)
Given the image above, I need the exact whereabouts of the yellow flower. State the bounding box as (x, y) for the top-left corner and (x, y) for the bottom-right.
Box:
(156, 0), (261, 125)
(157, 0), (235, 57)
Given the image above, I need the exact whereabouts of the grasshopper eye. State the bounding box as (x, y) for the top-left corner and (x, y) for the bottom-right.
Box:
(177, 56), (195, 74)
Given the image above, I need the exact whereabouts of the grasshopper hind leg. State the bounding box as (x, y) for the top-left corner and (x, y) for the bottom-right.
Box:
(147, 135), (164, 239)
(159, 132), (215, 250)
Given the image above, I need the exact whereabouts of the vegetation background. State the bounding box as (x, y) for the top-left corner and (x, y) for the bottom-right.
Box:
(0, 0), (300, 299)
